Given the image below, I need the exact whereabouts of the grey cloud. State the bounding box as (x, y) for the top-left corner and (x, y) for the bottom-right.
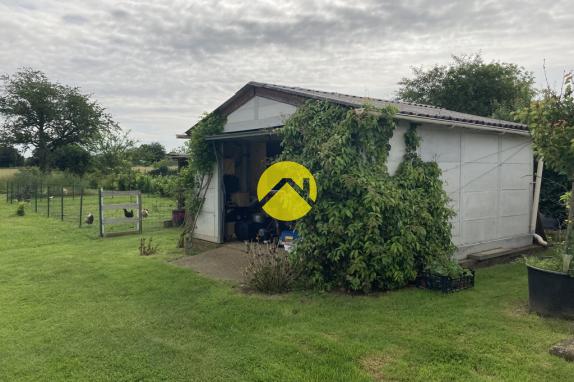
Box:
(62, 14), (89, 25)
(0, 0), (573, 150)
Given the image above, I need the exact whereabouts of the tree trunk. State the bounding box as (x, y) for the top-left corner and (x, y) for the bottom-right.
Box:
(37, 131), (49, 173)
(566, 181), (574, 254)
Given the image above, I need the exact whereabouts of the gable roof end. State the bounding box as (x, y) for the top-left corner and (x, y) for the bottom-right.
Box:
(185, 81), (528, 135)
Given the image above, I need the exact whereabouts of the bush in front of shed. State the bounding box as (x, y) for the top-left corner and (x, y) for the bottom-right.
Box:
(280, 101), (455, 292)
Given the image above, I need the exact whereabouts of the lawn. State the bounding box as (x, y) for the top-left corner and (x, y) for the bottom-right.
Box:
(0, 201), (573, 381)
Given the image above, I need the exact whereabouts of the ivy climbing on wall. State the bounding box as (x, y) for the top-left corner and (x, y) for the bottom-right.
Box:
(178, 112), (226, 252)
(280, 100), (455, 292)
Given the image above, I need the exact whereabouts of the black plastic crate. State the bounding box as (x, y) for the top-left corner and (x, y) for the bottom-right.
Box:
(416, 270), (475, 293)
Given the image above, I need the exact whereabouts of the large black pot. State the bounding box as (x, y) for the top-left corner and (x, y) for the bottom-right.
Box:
(527, 264), (574, 319)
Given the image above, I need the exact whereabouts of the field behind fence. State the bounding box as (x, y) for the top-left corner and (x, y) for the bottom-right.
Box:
(4, 182), (179, 236)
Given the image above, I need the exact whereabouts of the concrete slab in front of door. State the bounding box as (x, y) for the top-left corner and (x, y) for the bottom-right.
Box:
(174, 242), (250, 283)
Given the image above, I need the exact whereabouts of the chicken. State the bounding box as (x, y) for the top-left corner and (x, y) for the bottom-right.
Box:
(123, 209), (134, 218)
(142, 208), (149, 218)
(85, 213), (94, 225)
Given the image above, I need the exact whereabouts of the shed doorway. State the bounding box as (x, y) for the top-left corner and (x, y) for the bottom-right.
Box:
(218, 135), (293, 243)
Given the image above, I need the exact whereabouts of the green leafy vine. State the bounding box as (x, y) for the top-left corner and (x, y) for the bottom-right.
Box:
(178, 112), (226, 251)
(280, 100), (455, 292)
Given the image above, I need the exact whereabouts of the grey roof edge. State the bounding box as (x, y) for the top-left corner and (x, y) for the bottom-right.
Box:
(181, 81), (528, 136)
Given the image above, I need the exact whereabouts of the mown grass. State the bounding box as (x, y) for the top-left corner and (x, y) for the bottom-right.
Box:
(0, 200), (573, 381)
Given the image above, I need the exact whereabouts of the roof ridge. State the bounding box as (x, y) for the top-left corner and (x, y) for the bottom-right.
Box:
(242, 81), (526, 131)
(252, 81), (446, 111)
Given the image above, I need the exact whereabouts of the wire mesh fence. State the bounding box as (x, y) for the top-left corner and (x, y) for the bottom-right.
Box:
(4, 181), (180, 237)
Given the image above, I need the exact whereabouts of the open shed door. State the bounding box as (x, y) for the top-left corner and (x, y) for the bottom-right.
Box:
(193, 161), (222, 243)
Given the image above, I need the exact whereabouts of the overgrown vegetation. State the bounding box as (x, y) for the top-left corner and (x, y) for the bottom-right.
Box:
(516, 73), (574, 266)
(243, 242), (300, 293)
(280, 101), (455, 292)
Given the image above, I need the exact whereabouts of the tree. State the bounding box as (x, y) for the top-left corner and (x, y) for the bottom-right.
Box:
(0, 145), (24, 167)
(516, 73), (574, 253)
(397, 54), (536, 120)
(131, 142), (166, 165)
(0, 68), (118, 171)
(52, 144), (91, 176)
(91, 129), (135, 174)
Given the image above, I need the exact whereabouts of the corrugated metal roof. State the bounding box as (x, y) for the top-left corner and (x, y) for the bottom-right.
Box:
(248, 81), (527, 131)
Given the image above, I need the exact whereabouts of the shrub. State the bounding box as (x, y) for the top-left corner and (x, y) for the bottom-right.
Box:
(139, 237), (159, 256)
(16, 202), (25, 216)
(243, 242), (300, 294)
(280, 101), (455, 292)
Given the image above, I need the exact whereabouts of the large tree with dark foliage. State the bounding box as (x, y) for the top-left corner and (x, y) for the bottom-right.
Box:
(52, 144), (92, 176)
(0, 68), (118, 171)
(0, 145), (24, 167)
(397, 54), (536, 121)
(131, 142), (166, 165)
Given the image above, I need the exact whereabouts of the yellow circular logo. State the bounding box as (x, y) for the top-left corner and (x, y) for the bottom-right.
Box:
(257, 161), (317, 221)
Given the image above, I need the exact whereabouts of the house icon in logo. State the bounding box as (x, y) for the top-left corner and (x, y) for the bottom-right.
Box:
(256, 161), (317, 221)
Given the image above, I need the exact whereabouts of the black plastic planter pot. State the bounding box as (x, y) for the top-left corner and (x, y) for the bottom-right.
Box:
(416, 270), (475, 293)
(527, 265), (574, 319)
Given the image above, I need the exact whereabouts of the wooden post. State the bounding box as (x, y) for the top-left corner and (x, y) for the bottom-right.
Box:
(79, 188), (84, 228)
(5, 182), (8, 203)
(138, 191), (143, 234)
(34, 185), (38, 212)
(47, 185), (50, 217)
(98, 188), (104, 237)
(61, 186), (64, 221)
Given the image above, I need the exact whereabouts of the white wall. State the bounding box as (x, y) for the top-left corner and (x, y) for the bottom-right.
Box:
(224, 96), (297, 133)
(388, 122), (533, 258)
(206, 95), (535, 253)
(193, 162), (222, 243)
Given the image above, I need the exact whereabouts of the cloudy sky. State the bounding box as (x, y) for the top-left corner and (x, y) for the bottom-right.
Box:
(1, 0), (572, 151)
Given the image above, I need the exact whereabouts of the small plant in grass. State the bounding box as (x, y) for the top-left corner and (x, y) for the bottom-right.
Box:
(16, 202), (25, 216)
(243, 242), (300, 294)
(139, 237), (159, 256)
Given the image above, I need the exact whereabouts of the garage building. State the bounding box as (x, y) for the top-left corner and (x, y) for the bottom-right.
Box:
(178, 82), (534, 260)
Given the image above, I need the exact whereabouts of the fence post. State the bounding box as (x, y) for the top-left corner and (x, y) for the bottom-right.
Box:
(5, 182), (8, 203)
(61, 186), (64, 221)
(34, 185), (38, 213)
(47, 185), (50, 217)
(138, 191), (143, 234)
(79, 188), (84, 228)
(98, 188), (104, 238)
